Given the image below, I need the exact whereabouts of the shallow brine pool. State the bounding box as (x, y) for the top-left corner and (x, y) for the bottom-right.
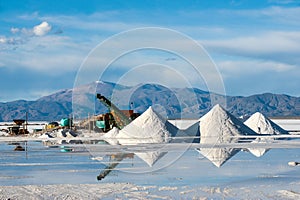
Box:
(0, 139), (300, 189)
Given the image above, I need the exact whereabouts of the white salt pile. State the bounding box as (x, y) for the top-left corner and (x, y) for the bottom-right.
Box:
(199, 104), (257, 167)
(101, 107), (173, 166)
(101, 127), (120, 145)
(244, 112), (289, 157)
(117, 106), (192, 144)
(101, 106), (196, 166)
(116, 107), (172, 145)
(244, 112), (288, 135)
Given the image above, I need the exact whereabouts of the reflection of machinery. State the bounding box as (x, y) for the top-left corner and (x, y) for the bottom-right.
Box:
(8, 119), (29, 135)
(96, 94), (140, 132)
(97, 153), (134, 180)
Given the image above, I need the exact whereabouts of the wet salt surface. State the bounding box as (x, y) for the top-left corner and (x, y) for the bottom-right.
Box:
(1, 107), (300, 199)
(1, 140), (300, 199)
(0, 140), (300, 188)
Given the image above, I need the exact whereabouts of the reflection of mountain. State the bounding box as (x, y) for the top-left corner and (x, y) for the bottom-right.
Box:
(1, 81), (300, 121)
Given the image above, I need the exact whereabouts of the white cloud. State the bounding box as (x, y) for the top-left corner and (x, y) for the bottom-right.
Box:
(217, 59), (297, 78)
(33, 21), (52, 36)
(259, 6), (300, 26)
(205, 31), (300, 54)
(18, 11), (40, 20)
(0, 34), (91, 74)
(10, 27), (20, 34)
(0, 36), (24, 47)
(0, 21), (55, 51)
(0, 36), (7, 44)
(203, 31), (300, 65)
(20, 27), (33, 36)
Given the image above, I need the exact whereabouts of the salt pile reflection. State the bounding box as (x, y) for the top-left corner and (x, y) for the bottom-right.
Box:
(1, 134), (300, 186)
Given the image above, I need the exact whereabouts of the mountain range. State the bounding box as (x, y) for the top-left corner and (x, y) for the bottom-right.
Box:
(0, 81), (299, 122)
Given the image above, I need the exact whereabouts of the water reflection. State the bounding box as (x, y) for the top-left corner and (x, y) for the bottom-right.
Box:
(1, 134), (299, 183)
(93, 134), (298, 180)
(97, 153), (134, 180)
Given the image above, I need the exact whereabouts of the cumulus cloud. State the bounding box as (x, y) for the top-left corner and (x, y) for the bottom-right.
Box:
(6, 22), (52, 39)
(33, 21), (52, 36)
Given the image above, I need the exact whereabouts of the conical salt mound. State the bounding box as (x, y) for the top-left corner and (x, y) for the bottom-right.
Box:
(199, 104), (257, 167)
(103, 129), (167, 167)
(101, 127), (120, 145)
(244, 112), (288, 157)
(244, 112), (288, 135)
(117, 107), (172, 145)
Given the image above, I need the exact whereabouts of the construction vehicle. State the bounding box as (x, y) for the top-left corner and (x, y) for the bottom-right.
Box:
(45, 121), (59, 130)
(96, 94), (140, 132)
(8, 119), (29, 135)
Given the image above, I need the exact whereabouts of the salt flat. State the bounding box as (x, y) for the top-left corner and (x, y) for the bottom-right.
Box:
(0, 115), (300, 199)
(1, 140), (300, 199)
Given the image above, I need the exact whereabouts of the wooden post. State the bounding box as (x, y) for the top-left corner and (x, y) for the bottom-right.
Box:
(25, 112), (28, 132)
(88, 113), (91, 133)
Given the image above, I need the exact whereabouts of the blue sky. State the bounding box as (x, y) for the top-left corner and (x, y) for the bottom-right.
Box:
(0, 0), (300, 101)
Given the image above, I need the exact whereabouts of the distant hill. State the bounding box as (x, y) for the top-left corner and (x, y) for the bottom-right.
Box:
(0, 81), (299, 121)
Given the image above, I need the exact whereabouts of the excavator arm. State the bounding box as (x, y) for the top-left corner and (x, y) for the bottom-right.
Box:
(96, 94), (132, 129)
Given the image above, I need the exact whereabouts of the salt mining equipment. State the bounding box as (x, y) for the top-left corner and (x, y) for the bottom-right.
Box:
(95, 94), (140, 132)
(8, 119), (29, 135)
